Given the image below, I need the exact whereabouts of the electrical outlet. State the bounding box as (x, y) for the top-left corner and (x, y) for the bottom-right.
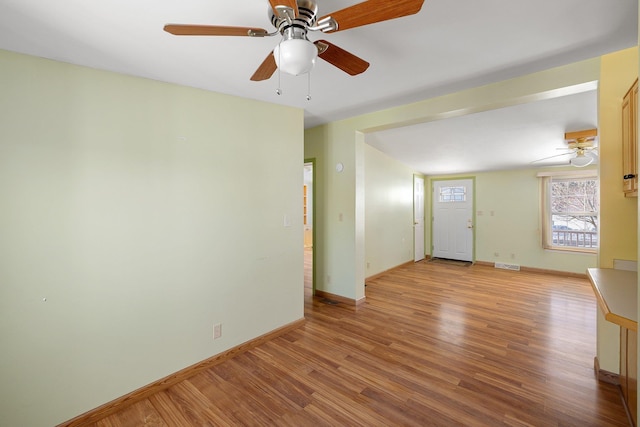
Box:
(213, 323), (222, 340)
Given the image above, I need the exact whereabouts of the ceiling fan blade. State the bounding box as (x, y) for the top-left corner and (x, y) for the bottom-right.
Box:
(531, 152), (573, 163)
(318, 0), (424, 33)
(164, 24), (268, 37)
(316, 40), (370, 75)
(250, 52), (277, 81)
(268, 0), (298, 19)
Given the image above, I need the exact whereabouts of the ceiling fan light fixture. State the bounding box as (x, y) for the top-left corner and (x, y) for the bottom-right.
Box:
(274, 38), (318, 76)
(570, 151), (595, 167)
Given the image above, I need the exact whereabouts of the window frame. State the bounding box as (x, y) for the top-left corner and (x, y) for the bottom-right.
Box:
(539, 171), (599, 253)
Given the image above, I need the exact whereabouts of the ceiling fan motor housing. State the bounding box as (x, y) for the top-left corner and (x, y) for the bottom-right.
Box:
(270, 0), (318, 30)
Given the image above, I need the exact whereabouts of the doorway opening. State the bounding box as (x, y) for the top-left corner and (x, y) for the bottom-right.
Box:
(304, 160), (315, 297)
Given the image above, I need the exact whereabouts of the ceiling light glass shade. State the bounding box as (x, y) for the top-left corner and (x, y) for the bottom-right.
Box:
(274, 39), (318, 76)
(570, 151), (595, 167)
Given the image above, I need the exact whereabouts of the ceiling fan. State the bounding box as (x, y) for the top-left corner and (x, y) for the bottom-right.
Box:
(163, 0), (425, 81)
(533, 129), (598, 167)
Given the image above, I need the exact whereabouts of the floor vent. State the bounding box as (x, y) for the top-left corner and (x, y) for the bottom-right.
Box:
(495, 262), (520, 271)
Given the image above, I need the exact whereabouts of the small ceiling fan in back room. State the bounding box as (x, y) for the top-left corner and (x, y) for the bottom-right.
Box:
(163, 0), (425, 88)
(532, 129), (599, 168)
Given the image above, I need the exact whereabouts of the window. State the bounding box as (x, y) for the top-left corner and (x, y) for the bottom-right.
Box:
(439, 186), (466, 202)
(540, 173), (598, 252)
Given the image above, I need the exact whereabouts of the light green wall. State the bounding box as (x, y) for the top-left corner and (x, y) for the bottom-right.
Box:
(0, 50), (304, 427)
(364, 144), (418, 276)
(305, 123), (360, 299)
(426, 167), (597, 274)
(305, 57), (600, 301)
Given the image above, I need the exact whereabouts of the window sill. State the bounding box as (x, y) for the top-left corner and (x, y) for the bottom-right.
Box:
(543, 245), (597, 255)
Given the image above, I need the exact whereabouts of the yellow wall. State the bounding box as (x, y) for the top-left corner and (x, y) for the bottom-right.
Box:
(0, 49), (304, 427)
(596, 47), (638, 373)
(599, 47), (639, 268)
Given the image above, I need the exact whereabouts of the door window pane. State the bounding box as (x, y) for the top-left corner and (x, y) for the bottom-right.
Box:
(439, 186), (466, 202)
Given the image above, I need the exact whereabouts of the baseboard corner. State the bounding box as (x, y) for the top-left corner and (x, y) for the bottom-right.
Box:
(594, 356), (620, 385)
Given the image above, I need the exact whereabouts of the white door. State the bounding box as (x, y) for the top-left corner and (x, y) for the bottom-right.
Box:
(414, 176), (425, 262)
(432, 179), (474, 262)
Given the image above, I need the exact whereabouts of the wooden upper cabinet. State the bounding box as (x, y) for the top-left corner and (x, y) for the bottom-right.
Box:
(622, 79), (638, 197)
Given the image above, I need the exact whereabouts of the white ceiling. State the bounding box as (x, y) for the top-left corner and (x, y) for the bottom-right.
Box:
(0, 0), (637, 174)
(367, 89), (599, 175)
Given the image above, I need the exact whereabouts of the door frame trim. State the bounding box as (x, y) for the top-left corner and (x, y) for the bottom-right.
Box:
(413, 174), (425, 262)
(304, 158), (316, 295)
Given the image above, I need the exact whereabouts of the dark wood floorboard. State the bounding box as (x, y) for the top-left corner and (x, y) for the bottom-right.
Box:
(90, 261), (629, 426)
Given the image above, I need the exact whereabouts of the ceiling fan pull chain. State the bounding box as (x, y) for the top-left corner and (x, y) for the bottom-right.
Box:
(306, 72), (311, 101)
(276, 41), (282, 96)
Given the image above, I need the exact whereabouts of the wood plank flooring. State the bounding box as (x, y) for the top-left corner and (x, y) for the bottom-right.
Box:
(89, 261), (629, 426)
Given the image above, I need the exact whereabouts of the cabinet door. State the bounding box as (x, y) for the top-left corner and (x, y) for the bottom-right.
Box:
(629, 328), (637, 426)
(633, 83), (638, 194)
(621, 327), (638, 427)
(621, 327), (629, 401)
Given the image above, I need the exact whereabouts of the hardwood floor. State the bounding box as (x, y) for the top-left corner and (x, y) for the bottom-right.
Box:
(89, 261), (629, 426)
